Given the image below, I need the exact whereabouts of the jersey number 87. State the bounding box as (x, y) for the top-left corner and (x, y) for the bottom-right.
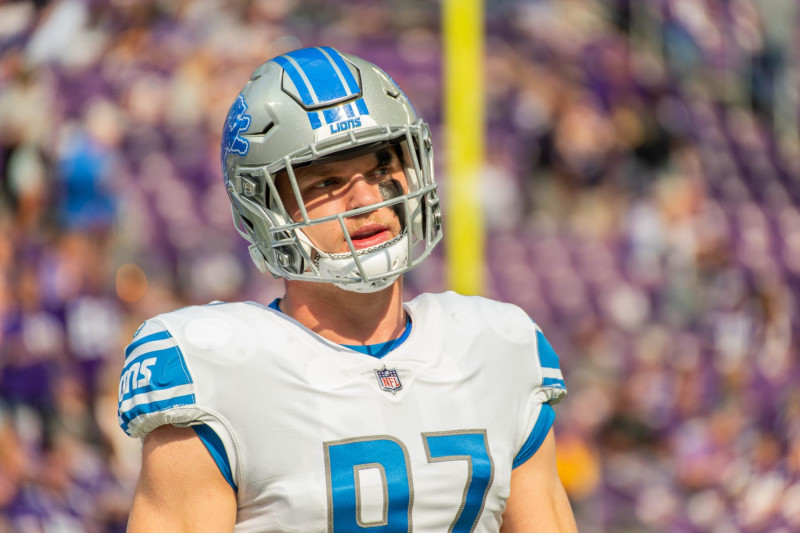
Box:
(324, 429), (494, 532)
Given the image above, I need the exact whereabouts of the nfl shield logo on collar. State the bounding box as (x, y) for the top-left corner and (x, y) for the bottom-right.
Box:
(375, 366), (402, 394)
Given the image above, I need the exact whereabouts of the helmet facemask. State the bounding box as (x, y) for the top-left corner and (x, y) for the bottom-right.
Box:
(229, 122), (441, 292)
(222, 47), (442, 291)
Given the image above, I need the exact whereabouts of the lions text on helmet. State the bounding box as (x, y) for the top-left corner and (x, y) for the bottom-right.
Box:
(221, 46), (442, 292)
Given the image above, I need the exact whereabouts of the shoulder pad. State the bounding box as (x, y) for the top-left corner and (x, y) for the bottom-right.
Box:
(534, 327), (566, 404)
(118, 320), (196, 437)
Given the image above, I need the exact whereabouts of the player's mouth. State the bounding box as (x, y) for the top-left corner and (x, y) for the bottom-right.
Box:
(348, 224), (392, 250)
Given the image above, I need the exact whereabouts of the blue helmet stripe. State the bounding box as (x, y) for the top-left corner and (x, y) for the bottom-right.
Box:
(306, 111), (323, 129)
(355, 98), (369, 115)
(273, 55), (318, 105)
(323, 107), (346, 125)
(274, 48), (368, 130)
(280, 47), (355, 105)
(319, 47), (360, 95)
(322, 103), (360, 125)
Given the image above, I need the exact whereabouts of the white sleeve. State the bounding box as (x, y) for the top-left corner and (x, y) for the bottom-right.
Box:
(117, 319), (202, 438)
(513, 324), (567, 468)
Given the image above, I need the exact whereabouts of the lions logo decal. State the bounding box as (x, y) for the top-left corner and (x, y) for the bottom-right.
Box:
(221, 94), (252, 171)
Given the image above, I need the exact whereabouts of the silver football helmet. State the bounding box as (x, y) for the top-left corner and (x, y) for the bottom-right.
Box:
(221, 47), (442, 292)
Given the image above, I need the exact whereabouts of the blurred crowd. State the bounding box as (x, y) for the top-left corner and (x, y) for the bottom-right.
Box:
(1, 0), (799, 531)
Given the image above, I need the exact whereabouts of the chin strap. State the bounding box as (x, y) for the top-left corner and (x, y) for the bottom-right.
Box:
(315, 231), (410, 293)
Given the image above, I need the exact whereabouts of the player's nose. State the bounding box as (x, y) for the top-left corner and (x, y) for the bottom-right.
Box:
(346, 175), (384, 211)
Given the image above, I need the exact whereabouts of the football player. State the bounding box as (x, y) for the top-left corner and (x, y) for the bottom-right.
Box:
(118, 47), (578, 532)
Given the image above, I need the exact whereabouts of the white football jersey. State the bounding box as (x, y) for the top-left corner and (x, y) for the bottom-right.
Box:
(118, 291), (566, 532)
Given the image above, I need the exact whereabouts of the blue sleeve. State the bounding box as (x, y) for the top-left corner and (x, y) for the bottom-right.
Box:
(193, 424), (237, 491)
(512, 404), (556, 469)
(511, 323), (566, 468)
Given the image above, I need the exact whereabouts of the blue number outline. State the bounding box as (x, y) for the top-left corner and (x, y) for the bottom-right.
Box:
(323, 435), (414, 532)
(353, 462), (389, 527)
(324, 430), (494, 532)
(422, 430), (495, 533)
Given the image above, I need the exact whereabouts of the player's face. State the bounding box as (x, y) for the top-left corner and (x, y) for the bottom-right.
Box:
(276, 147), (408, 255)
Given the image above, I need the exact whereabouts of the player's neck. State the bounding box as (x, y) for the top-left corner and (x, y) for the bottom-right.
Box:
(279, 279), (407, 345)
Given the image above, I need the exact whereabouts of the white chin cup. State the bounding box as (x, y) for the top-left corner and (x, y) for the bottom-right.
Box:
(316, 232), (410, 293)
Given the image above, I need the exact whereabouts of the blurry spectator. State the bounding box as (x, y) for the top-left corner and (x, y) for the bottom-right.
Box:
(1, 0), (800, 531)
(56, 100), (121, 233)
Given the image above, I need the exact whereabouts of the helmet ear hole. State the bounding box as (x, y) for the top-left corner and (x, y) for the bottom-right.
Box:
(257, 121), (275, 136)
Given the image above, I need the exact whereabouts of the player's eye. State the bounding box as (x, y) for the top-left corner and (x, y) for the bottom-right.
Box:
(310, 177), (339, 190)
(370, 166), (392, 180)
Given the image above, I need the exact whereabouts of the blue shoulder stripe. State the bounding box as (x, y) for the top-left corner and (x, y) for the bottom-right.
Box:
(543, 377), (566, 389)
(118, 328), (196, 436)
(119, 345), (194, 403)
(125, 330), (171, 358)
(512, 403), (555, 469)
(119, 393), (196, 434)
(536, 330), (561, 370)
